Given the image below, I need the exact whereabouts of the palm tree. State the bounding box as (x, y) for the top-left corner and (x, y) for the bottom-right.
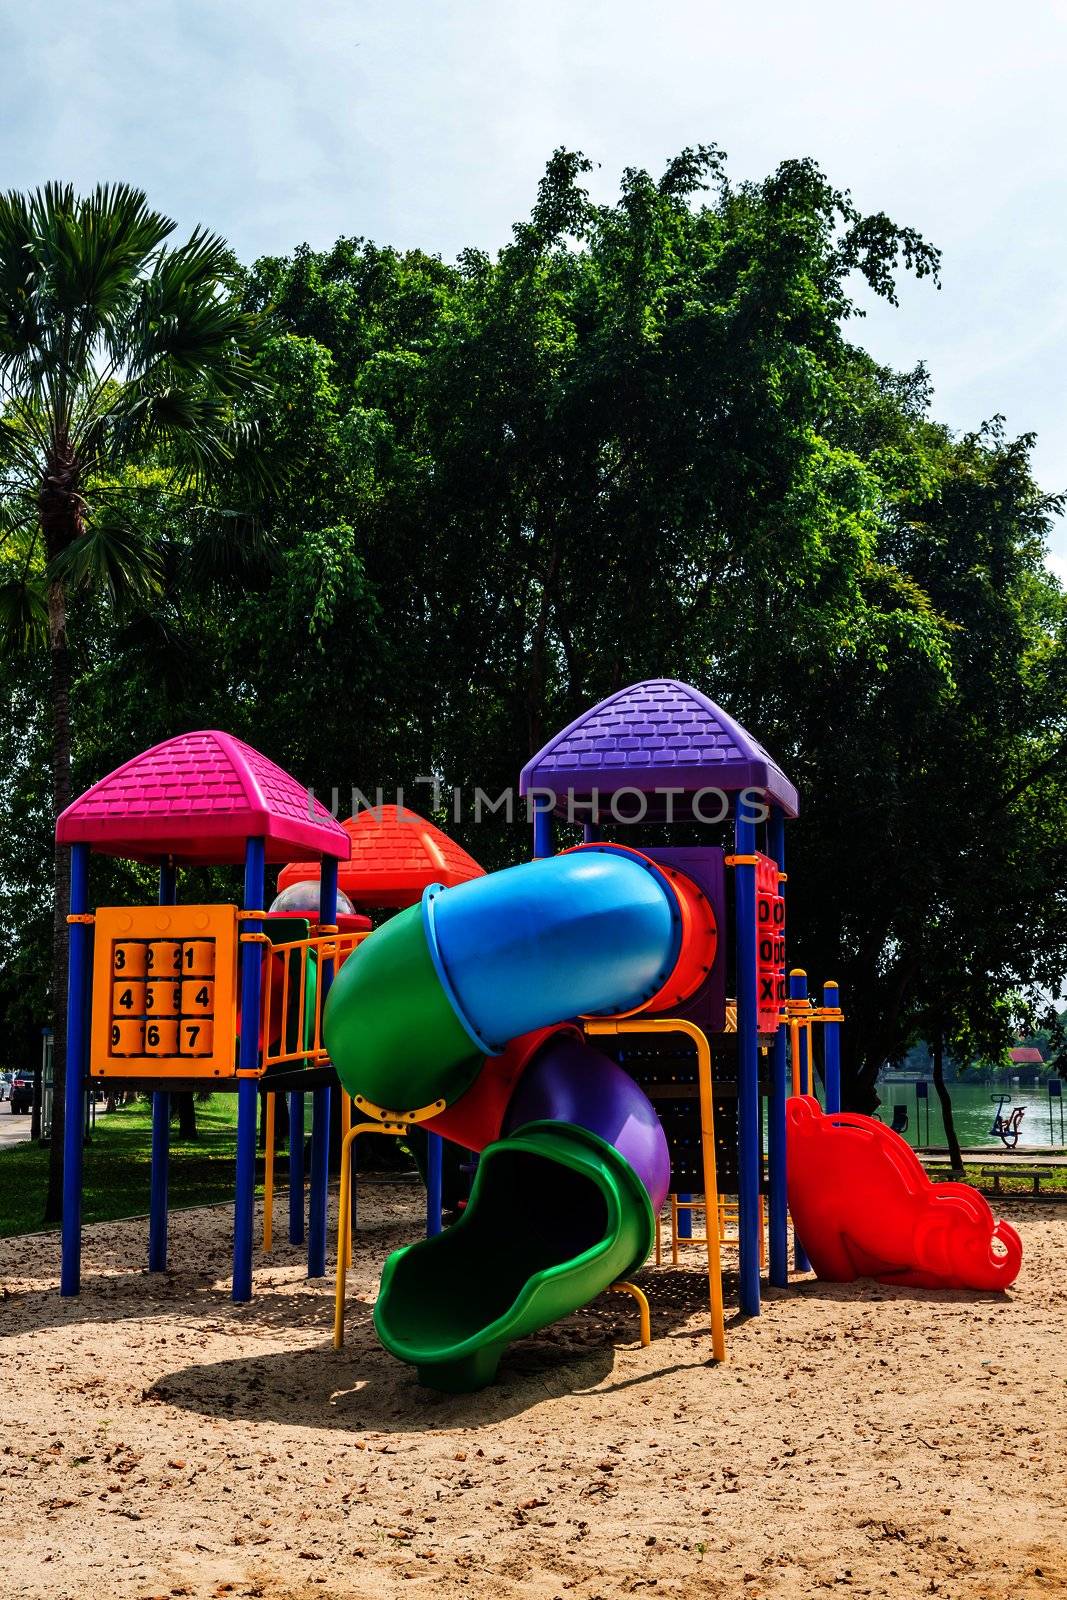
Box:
(0, 184), (269, 1221)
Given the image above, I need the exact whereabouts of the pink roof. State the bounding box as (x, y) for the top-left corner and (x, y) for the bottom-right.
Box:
(55, 731), (351, 866)
(1009, 1047), (1044, 1065)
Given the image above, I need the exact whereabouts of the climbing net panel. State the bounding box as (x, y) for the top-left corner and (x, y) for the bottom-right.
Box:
(89, 905), (239, 1079)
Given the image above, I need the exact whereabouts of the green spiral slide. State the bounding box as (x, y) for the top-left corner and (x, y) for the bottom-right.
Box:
(324, 848), (679, 1391)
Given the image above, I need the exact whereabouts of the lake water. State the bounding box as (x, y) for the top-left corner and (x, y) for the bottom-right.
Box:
(874, 1077), (1066, 1153)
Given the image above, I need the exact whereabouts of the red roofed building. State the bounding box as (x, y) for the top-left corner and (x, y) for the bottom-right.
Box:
(1009, 1047), (1044, 1066)
(278, 805), (484, 909)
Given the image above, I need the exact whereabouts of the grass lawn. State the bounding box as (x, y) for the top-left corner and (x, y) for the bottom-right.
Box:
(1, 1098), (1062, 1241)
(0, 1094), (252, 1238)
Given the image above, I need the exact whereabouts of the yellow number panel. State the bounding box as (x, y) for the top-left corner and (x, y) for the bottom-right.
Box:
(90, 905), (239, 1079)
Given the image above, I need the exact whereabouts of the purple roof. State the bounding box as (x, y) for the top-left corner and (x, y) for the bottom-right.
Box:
(519, 679), (798, 820)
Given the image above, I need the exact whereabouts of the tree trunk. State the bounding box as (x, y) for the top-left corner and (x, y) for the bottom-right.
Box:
(174, 1092), (198, 1140)
(931, 1032), (964, 1176)
(43, 583), (73, 1223)
(40, 440), (84, 1226)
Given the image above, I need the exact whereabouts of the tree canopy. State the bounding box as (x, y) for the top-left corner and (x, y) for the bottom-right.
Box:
(0, 182), (268, 1212)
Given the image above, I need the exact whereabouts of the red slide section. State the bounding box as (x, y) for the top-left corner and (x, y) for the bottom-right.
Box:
(786, 1096), (1022, 1291)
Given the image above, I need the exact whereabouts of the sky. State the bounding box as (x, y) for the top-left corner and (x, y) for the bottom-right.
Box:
(3, 0), (1066, 578)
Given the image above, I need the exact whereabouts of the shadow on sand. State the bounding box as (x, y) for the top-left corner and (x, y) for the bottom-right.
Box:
(142, 1261), (742, 1431)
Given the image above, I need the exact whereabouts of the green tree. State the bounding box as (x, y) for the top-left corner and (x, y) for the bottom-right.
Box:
(232, 151), (949, 864)
(787, 414), (1067, 1120)
(0, 184), (268, 1220)
(1, 150), (1063, 1220)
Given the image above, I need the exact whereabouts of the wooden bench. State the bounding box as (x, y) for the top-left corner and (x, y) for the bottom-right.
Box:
(979, 1165), (1052, 1197)
(924, 1163), (1056, 1197)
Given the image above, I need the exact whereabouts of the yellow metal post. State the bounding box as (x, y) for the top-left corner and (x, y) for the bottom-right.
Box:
(789, 1017), (802, 1095)
(607, 1280), (651, 1346)
(585, 1018), (727, 1363)
(340, 1092), (352, 1269)
(333, 1118), (409, 1348)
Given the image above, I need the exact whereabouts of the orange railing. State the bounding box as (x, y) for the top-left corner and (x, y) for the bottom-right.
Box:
(240, 927), (370, 1070)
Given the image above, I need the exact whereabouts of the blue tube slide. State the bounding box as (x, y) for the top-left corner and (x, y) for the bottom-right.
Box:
(426, 846), (682, 1052)
(324, 846), (686, 1114)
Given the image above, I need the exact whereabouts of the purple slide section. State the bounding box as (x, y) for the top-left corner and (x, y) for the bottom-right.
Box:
(502, 1033), (671, 1210)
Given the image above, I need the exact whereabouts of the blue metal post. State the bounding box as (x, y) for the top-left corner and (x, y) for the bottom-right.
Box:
(149, 1093), (170, 1271)
(426, 1132), (443, 1236)
(318, 856), (339, 945)
(823, 980), (841, 1114)
(308, 1086), (330, 1277)
(149, 861), (176, 1273)
(158, 859), (177, 904)
(789, 967), (812, 1274)
(734, 809), (761, 1316)
(796, 970), (812, 1095)
(288, 1091), (305, 1244)
(308, 855), (338, 1279)
(60, 843), (91, 1297)
(532, 806), (554, 859)
(767, 807), (789, 1287)
(582, 822), (602, 844)
(677, 1194), (693, 1239)
(233, 837), (265, 1302)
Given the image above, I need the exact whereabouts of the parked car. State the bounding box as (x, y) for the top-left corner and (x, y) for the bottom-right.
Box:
(9, 1071), (34, 1114)
(0, 1072), (11, 1102)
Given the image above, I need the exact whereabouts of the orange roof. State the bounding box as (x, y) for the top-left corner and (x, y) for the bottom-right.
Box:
(277, 805), (484, 908)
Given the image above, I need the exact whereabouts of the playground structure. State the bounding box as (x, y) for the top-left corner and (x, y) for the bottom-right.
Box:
(55, 681), (1023, 1392)
(55, 731), (357, 1296)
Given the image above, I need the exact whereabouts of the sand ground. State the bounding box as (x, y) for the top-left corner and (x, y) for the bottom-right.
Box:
(0, 1181), (1064, 1600)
